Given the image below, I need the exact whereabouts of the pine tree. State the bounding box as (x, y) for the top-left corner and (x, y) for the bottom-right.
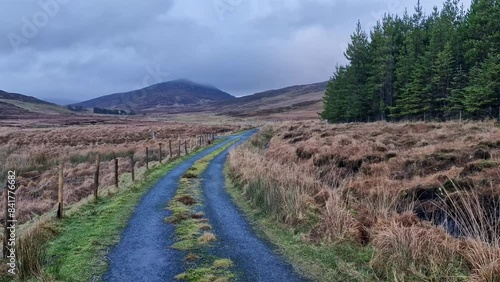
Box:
(321, 65), (351, 122)
(392, 1), (430, 119)
(344, 21), (371, 121)
(367, 21), (390, 120)
(447, 64), (468, 117)
(391, 22), (410, 116)
(321, 0), (499, 123)
(463, 54), (500, 117)
(431, 42), (455, 117)
(464, 0), (500, 68)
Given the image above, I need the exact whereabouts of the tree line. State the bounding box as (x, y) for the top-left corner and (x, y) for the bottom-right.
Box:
(93, 107), (131, 115)
(321, 0), (499, 122)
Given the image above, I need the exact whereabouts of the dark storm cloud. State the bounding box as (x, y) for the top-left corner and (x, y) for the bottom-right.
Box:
(0, 0), (471, 102)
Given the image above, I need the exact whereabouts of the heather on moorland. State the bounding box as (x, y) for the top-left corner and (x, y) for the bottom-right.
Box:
(228, 121), (500, 281)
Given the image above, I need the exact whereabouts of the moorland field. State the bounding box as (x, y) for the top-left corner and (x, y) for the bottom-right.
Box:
(228, 121), (500, 281)
(0, 111), (499, 281)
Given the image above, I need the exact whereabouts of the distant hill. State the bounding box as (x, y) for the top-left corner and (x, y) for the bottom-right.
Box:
(215, 81), (328, 119)
(0, 90), (72, 116)
(73, 79), (236, 114)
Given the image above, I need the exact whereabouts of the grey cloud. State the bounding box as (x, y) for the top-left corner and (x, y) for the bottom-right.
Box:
(0, 0), (471, 102)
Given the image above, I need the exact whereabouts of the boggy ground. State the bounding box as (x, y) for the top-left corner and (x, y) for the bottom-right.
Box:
(228, 121), (500, 281)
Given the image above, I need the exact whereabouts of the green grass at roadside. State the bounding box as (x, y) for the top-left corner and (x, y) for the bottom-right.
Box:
(39, 141), (224, 282)
(224, 166), (377, 282)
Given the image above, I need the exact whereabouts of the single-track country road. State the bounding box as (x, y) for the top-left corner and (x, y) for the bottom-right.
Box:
(103, 130), (305, 282)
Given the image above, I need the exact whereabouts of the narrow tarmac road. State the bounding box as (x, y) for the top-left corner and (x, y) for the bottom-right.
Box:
(104, 130), (304, 281)
(103, 132), (253, 282)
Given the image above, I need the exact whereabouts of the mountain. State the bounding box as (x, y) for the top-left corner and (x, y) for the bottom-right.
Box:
(0, 90), (72, 117)
(214, 81), (328, 119)
(73, 79), (236, 113)
(1, 80), (328, 120)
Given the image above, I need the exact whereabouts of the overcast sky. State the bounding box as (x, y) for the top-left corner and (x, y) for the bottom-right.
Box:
(0, 0), (471, 104)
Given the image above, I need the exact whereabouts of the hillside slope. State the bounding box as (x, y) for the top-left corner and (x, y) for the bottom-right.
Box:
(73, 79), (236, 113)
(0, 90), (72, 116)
(216, 81), (327, 119)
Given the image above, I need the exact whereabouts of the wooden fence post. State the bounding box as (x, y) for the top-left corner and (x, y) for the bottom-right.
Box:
(145, 147), (149, 170)
(114, 158), (119, 188)
(178, 140), (181, 157)
(57, 163), (64, 218)
(94, 154), (100, 200)
(159, 143), (163, 163)
(169, 140), (173, 158)
(130, 155), (135, 182)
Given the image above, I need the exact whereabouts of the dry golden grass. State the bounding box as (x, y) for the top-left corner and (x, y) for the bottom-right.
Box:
(371, 219), (466, 281)
(198, 232), (217, 244)
(228, 120), (500, 281)
(16, 220), (57, 280)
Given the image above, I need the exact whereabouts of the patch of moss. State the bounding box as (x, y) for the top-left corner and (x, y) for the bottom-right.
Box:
(175, 259), (235, 282)
(213, 259), (234, 269)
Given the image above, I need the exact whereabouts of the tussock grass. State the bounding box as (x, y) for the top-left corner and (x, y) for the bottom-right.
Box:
(227, 121), (500, 281)
(16, 221), (57, 281)
(371, 220), (468, 281)
(440, 183), (500, 281)
(225, 167), (376, 281)
(198, 232), (217, 244)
